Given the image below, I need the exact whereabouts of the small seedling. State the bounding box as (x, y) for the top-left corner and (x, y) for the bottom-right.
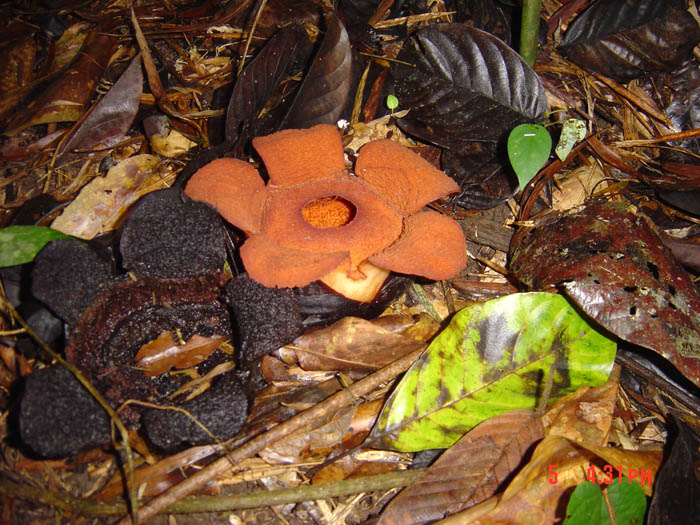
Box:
(386, 94), (399, 115)
(564, 476), (646, 525)
(507, 123), (552, 190)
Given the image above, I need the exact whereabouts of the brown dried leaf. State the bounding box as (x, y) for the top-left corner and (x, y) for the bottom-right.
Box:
(378, 411), (544, 525)
(133, 332), (226, 376)
(291, 315), (438, 371)
(4, 29), (117, 136)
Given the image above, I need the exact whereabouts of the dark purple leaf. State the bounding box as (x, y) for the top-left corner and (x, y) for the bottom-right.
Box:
(509, 200), (700, 387)
(55, 55), (142, 166)
(660, 61), (700, 164)
(559, 0), (700, 82)
(225, 24), (312, 143)
(392, 24), (548, 153)
(282, 14), (353, 129)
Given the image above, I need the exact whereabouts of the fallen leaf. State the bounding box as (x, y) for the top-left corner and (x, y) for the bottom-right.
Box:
(371, 292), (616, 451)
(133, 332), (226, 376)
(50, 154), (172, 239)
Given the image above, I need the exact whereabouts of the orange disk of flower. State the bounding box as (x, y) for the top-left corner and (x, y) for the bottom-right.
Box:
(369, 210), (467, 280)
(240, 234), (349, 288)
(184, 158), (266, 234)
(355, 139), (460, 216)
(252, 124), (346, 186)
(261, 174), (403, 268)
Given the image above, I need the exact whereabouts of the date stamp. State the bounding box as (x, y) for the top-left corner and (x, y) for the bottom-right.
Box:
(548, 464), (653, 486)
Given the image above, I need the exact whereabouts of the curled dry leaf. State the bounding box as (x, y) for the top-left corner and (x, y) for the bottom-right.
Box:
(133, 332), (227, 376)
(290, 314), (439, 371)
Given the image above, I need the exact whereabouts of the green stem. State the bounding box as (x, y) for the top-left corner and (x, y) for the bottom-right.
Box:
(0, 468), (427, 517)
(519, 0), (541, 66)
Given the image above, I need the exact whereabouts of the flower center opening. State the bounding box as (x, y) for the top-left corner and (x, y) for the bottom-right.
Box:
(302, 196), (356, 228)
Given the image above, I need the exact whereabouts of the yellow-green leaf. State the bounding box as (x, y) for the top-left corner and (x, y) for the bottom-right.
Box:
(371, 292), (616, 451)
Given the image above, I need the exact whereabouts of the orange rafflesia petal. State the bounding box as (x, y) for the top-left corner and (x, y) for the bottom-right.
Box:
(369, 210), (466, 280)
(261, 174), (403, 269)
(253, 124), (346, 186)
(240, 234), (349, 288)
(184, 158), (266, 234)
(355, 139), (460, 216)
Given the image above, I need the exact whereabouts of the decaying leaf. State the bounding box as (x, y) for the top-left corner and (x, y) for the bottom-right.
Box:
(559, 0), (700, 82)
(371, 292), (616, 451)
(50, 154), (172, 239)
(55, 55), (143, 167)
(290, 314), (438, 371)
(133, 332), (227, 376)
(281, 13), (352, 128)
(510, 200), (700, 387)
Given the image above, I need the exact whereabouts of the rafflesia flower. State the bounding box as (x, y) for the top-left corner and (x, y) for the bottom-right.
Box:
(185, 124), (466, 302)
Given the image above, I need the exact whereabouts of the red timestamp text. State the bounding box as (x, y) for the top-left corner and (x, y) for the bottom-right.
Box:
(547, 464), (653, 486)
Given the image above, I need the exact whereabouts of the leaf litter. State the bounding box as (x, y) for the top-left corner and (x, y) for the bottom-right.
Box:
(1, 0), (700, 524)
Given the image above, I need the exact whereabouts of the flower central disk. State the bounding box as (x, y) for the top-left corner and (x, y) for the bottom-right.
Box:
(302, 197), (356, 228)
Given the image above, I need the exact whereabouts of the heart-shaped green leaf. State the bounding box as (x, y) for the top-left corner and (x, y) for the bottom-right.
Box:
(507, 123), (552, 190)
(0, 226), (70, 267)
(370, 292), (616, 451)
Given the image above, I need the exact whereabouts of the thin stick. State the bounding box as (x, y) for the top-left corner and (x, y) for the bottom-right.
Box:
(519, 0), (541, 66)
(119, 346), (425, 523)
(237, 0), (267, 75)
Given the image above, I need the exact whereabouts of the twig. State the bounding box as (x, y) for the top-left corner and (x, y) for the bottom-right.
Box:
(0, 468), (426, 517)
(237, 0), (267, 75)
(119, 346), (425, 523)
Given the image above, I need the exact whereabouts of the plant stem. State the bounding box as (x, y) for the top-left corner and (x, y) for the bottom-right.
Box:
(519, 0), (541, 66)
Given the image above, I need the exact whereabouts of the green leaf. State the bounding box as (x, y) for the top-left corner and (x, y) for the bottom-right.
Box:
(0, 226), (70, 267)
(370, 292), (616, 451)
(564, 477), (647, 525)
(555, 118), (587, 161)
(507, 123), (551, 190)
(386, 94), (399, 110)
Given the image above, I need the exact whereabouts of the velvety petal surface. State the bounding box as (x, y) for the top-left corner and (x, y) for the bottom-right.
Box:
(261, 174), (403, 268)
(240, 234), (349, 288)
(184, 158), (265, 233)
(355, 139), (460, 216)
(253, 124), (346, 186)
(369, 210), (466, 279)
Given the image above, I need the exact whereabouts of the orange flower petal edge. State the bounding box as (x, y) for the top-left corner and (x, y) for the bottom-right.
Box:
(253, 124), (346, 186)
(355, 139), (460, 216)
(261, 174), (403, 268)
(240, 234), (350, 288)
(184, 158), (265, 233)
(369, 210), (466, 280)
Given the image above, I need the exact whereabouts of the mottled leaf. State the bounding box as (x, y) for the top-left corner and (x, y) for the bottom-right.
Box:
(392, 24), (548, 153)
(370, 292), (616, 451)
(0, 226), (70, 267)
(50, 154), (171, 240)
(559, 0), (700, 82)
(282, 13), (352, 128)
(55, 55), (143, 166)
(133, 332), (226, 376)
(225, 24), (311, 143)
(509, 200), (700, 387)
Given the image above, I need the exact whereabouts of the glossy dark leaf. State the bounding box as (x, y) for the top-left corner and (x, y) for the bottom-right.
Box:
(509, 200), (700, 387)
(282, 14), (353, 129)
(392, 24), (548, 153)
(55, 55), (143, 166)
(559, 0), (700, 82)
(225, 24), (311, 143)
(648, 416), (700, 524)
